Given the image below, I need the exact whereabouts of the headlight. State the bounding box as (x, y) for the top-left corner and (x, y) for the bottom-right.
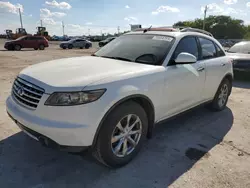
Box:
(45, 89), (106, 106)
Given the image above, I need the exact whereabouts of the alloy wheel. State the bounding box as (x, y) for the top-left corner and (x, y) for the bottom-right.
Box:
(111, 114), (142, 158)
(218, 84), (228, 108)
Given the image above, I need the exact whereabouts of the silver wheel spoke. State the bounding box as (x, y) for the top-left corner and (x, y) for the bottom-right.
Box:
(116, 122), (124, 132)
(122, 139), (128, 155)
(112, 134), (124, 143)
(129, 129), (141, 135)
(125, 114), (132, 128)
(128, 117), (140, 132)
(127, 136), (136, 147)
(114, 139), (123, 154)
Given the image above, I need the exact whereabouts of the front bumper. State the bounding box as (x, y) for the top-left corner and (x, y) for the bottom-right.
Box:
(6, 95), (105, 147)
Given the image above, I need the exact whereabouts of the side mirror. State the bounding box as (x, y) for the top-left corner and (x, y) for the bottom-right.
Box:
(175, 52), (197, 64)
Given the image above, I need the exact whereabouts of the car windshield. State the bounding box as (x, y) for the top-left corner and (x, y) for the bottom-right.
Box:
(94, 34), (174, 65)
(227, 42), (250, 54)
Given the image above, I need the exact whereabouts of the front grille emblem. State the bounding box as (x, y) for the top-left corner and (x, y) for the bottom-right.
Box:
(17, 87), (24, 96)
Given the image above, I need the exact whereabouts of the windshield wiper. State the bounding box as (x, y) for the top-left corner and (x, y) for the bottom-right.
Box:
(100, 56), (132, 62)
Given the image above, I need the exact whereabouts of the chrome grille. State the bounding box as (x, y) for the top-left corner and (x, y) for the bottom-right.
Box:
(12, 77), (44, 109)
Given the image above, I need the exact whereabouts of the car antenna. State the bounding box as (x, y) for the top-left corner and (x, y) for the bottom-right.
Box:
(144, 25), (152, 33)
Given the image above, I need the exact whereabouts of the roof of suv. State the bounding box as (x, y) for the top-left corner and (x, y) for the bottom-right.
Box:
(126, 30), (212, 39)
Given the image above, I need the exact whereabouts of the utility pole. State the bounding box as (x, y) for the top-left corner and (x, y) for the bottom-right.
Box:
(18, 8), (23, 28)
(203, 5), (208, 30)
(117, 26), (120, 35)
(40, 20), (43, 27)
(62, 21), (65, 36)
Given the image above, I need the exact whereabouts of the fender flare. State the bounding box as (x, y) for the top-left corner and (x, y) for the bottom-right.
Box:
(92, 94), (155, 147)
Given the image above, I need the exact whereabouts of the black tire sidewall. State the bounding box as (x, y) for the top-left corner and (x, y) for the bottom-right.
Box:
(96, 102), (148, 167)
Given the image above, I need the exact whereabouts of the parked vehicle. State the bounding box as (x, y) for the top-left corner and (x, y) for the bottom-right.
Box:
(99, 37), (116, 47)
(6, 28), (233, 168)
(4, 36), (49, 51)
(226, 41), (250, 73)
(60, 38), (92, 49)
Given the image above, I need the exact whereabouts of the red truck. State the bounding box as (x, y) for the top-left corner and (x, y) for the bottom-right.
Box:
(4, 36), (49, 51)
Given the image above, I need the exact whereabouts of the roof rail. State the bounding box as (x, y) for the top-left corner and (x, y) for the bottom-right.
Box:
(135, 27), (179, 32)
(180, 27), (213, 37)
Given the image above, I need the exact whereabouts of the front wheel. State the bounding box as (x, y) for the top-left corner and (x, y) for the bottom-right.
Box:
(209, 78), (231, 111)
(14, 44), (21, 51)
(93, 102), (148, 168)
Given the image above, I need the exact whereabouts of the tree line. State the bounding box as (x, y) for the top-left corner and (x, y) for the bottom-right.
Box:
(173, 15), (250, 39)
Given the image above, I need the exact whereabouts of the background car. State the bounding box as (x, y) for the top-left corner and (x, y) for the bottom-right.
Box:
(226, 41), (250, 74)
(60, 38), (92, 49)
(98, 37), (116, 47)
(4, 36), (49, 51)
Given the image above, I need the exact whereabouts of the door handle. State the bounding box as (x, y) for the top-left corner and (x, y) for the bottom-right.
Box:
(197, 67), (205, 72)
(221, 63), (226, 66)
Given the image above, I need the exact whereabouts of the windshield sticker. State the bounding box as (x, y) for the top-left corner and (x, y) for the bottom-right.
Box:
(152, 36), (173, 42)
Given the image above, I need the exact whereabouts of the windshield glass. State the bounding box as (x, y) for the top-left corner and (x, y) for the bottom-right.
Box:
(228, 42), (250, 54)
(94, 34), (174, 65)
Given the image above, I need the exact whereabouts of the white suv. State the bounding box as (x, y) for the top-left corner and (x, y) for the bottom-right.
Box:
(6, 29), (233, 168)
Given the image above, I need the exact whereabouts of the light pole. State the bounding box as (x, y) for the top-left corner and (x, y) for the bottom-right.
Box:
(203, 5), (208, 30)
(18, 8), (23, 28)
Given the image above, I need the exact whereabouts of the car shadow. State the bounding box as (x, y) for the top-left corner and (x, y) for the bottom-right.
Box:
(233, 80), (250, 89)
(0, 107), (233, 188)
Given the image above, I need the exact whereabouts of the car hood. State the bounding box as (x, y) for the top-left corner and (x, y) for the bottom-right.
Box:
(19, 56), (158, 93)
(226, 52), (250, 60)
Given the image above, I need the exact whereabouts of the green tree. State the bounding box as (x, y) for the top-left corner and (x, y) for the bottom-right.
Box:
(174, 15), (247, 39)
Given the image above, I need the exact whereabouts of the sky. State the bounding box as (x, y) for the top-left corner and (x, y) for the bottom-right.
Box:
(1, 0), (250, 36)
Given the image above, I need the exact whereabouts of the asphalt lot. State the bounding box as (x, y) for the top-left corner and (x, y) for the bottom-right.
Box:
(0, 39), (250, 188)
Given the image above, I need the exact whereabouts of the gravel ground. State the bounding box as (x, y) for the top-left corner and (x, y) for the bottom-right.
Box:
(0, 39), (250, 188)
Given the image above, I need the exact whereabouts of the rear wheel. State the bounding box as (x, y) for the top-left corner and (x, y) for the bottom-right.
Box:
(68, 44), (73, 49)
(93, 102), (148, 168)
(34, 48), (38, 50)
(14, 44), (21, 51)
(209, 78), (231, 111)
(39, 44), (45, 50)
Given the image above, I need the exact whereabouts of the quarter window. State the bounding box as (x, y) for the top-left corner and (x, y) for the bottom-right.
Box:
(215, 44), (225, 57)
(173, 37), (199, 59)
(199, 38), (217, 60)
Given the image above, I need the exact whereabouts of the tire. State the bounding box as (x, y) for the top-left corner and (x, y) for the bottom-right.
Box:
(68, 44), (73, 49)
(85, 43), (90, 49)
(209, 78), (232, 111)
(62, 46), (67, 49)
(39, 44), (45, 50)
(34, 48), (38, 50)
(93, 101), (148, 168)
(14, 44), (21, 51)
(80, 47), (83, 49)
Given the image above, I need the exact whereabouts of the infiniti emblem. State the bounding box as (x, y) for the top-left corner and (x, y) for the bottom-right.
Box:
(17, 87), (24, 96)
